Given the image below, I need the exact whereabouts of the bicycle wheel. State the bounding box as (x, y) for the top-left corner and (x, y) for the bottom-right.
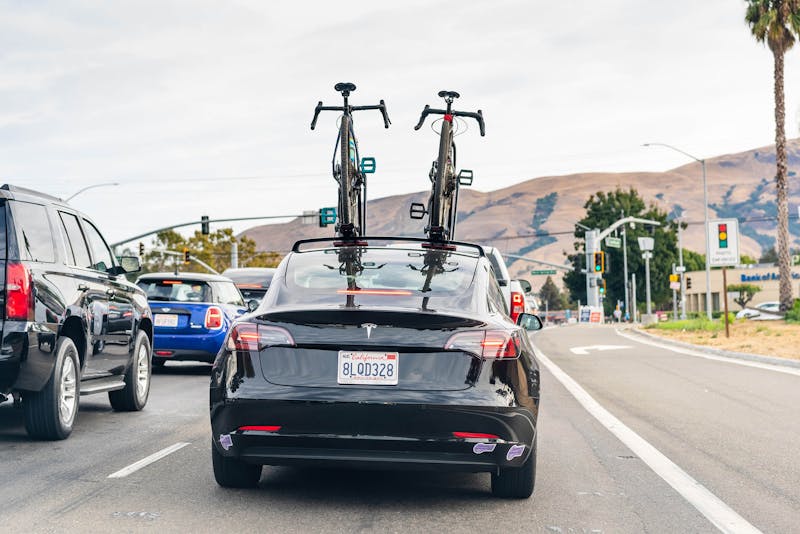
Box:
(338, 114), (355, 236)
(430, 119), (454, 240)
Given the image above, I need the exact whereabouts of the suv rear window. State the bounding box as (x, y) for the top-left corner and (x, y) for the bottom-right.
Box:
(137, 279), (245, 306)
(10, 201), (55, 263)
(276, 246), (479, 311)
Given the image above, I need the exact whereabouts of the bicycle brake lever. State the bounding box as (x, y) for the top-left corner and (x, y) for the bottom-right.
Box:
(414, 105), (431, 130)
(310, 101), (323, 130)
(379, 100), (391, 128)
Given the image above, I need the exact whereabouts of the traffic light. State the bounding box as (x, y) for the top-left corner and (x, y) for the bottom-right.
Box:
(686, 276), (692, 290)
(593, 251), (605, 273)
(319, 207), (337, 227)
(138, 242), (144, 256)
(598, 279), (606, 295)
(183, 248), (190, 264)
(201, 215), (210, 235)
(717, 223), (728, 249)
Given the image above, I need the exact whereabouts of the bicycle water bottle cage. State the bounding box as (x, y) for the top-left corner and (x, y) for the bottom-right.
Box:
(457, 169), (474, 186)
(335, 82), (357, 95)
(437, 90), (460, 100)
(360, 157), (376, 174)
(410, 202), (427, 220)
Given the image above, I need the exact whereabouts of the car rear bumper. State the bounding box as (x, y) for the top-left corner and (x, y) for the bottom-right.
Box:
(210, 399), (536, 473)
(153, 329), (226, 360)
(153, 348), (217, 363)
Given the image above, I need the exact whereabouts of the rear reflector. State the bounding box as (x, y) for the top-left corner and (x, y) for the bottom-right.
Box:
(155, 350), (173, 356)
(445, 330), (520, 359)
(453, 432), (499, 439)
(228, 323), (295, 351)
(5, 262), (33, 321)
(205, 306), (223, 329)
(238, 425), (281, 432)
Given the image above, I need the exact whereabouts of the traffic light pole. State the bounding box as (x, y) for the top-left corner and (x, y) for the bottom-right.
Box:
(584, 216), (661, 309)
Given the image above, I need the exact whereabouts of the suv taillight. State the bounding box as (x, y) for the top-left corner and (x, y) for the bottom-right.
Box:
(445, 330), (519, 359)
(6, 262), (33, 321)
(227, 323), (295, 351)
(205, 306), (223, 329)
(510, 291), (525, 322)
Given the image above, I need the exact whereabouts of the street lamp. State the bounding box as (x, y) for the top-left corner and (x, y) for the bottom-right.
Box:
(643, 143), (711, 320)
(65, 182), (120, 202)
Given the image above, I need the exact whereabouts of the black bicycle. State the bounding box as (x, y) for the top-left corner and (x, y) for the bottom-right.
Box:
(411, 91), (485, 242)
(311, 83), (390, 239)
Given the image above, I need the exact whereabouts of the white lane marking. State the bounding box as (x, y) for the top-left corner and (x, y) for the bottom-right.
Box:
(569, 344), (631, 355)
(616, 329), (800, 377)
(536, 349), (762, 534)
(108, 442), (190, 479)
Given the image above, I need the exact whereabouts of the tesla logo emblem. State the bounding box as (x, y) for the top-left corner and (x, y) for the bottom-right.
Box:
(361, 323), (377, 339)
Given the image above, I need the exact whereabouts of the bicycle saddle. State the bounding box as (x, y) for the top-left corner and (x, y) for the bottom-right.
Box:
(335, 82), (357, 93)
(437, 90), (460, 99)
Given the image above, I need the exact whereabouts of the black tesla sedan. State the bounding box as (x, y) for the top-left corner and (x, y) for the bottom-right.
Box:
(209, 238), (543, 498)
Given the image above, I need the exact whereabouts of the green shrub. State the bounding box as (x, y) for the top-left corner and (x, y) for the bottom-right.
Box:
(786, 299), (800, 324)
(649, 317), (724, 332)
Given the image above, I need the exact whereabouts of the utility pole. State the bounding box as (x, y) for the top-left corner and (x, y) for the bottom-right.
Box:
(677, 217), (687, 319)
(672, 263), (678, 320)
(622, 209), (629, 317)
(230, 242), (239, 270)
(631, 273), (637, 323)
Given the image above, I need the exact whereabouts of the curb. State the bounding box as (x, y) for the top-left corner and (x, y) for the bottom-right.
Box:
(618, 327), (800, 370)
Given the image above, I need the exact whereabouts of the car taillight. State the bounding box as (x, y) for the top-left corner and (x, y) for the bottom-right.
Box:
(445, 330), (519, 359)
(6, 262), (33, 321)
(227, 323), (295, 351)
(510, 291), (525, 322)
(205, 306), (223, 329)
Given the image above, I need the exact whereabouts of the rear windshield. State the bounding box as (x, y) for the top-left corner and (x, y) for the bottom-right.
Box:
(137, 279), (244, 306)
(224, 269), (275, 289)
(275, 246), (479, 311)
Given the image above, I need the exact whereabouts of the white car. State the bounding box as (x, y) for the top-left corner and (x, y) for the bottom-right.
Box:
(736, 301), (781, 320)
(483, 246), (512, 312)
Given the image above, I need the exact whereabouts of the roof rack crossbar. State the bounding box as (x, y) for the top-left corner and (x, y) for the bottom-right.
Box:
(291, 236), (485, 256)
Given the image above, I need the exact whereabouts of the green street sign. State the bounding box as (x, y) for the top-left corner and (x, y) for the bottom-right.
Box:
(605, 237), (622, 248)
(531, 269), (557, 275)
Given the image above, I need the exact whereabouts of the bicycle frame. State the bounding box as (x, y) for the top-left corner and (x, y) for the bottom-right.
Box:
(412, 91), (485, 242)
(311, 83), (390, 239)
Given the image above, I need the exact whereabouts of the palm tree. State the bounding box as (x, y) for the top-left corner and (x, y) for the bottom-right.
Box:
(745, 0), (800, 312)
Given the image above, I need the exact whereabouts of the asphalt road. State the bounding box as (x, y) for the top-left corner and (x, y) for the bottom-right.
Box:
(1, 325), (797, 533)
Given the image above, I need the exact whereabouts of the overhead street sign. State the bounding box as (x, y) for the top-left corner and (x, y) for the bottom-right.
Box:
(707, 218), (740, 267)
(531, 269), (557, 275)
(605, 237), (621, 248)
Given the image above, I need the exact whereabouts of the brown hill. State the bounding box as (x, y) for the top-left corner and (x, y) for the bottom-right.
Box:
(241, 140), (800, 287)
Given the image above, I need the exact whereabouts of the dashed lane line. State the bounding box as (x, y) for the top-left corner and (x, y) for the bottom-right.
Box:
(536, 348), (762, 534)
(108, 442), (191, 479)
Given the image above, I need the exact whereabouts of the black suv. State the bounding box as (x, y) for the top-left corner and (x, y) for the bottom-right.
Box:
(0, 185), (153, 440)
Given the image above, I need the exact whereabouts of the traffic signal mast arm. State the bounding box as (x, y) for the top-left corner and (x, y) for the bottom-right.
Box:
(596, 216), (661, 241)
(502, 254), (572, 271)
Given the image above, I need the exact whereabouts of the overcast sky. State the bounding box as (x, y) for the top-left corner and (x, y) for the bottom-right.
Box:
(2, 0), (799, 246)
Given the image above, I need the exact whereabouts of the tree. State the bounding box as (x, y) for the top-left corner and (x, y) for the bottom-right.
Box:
(727, 283), (762, 309)
(140, 228), (281, 274)
(759, 246), (779, 264)
(563, 188), (679, 314)
(745, 0), (799, 311)
(539, 276), (567, 310)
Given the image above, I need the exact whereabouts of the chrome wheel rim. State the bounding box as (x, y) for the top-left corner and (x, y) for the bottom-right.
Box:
(59, 355), (77, 424)
(135, 344), (150, 399)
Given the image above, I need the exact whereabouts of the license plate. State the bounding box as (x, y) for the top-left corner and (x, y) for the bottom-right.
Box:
(337, 351), (399, 385)
(154, 314), (179, 327)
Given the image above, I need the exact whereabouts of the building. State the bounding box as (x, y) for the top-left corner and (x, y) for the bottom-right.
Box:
(684, 264), (800, 313)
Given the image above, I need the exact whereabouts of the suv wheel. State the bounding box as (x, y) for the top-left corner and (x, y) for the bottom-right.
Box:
(212, 442), (261, 488)
(24, 337), (80, 440)
(109, 331), (151, 411)
(491, 436), (537, 499)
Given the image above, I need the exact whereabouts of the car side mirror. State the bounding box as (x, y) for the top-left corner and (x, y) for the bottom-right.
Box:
(113, 256), (141, 274)
(517, 279), (532, 293)
(516, 313), (543, 331)
(247, 299), (259, 312)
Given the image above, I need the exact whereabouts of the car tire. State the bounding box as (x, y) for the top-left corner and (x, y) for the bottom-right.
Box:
(23, 337), (81, 440)
(491, 436), (537, 499)
(212, 442), (261, 488)
(109, 331), (151, 412)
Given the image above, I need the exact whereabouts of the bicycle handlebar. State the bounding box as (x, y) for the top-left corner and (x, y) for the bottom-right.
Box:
(413, 106), (485, 136)
(310, 100), (391, 130)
